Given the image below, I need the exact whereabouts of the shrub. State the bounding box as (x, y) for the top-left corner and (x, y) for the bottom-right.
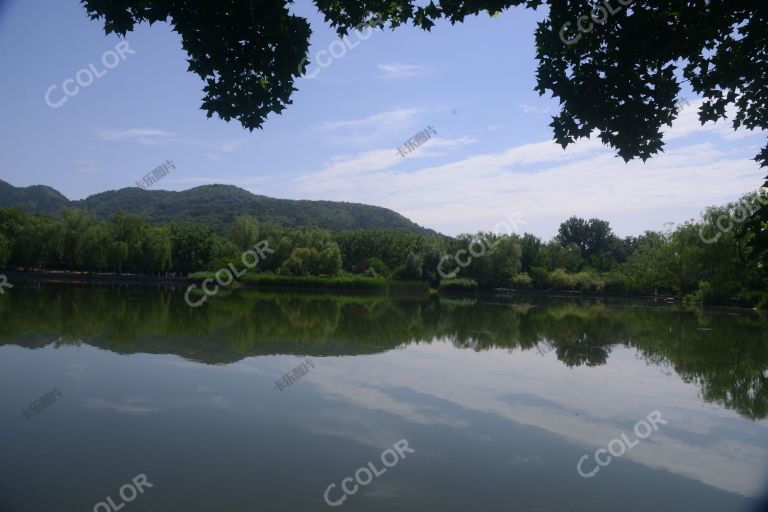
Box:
(240, 273), (386, 290)
(530, 266), (550, 289)
(508, 273), (533, 289)
(438, 278), (478, 292)
(388, 280), (430, 293)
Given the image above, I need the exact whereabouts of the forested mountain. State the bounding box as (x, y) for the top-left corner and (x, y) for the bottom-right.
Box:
(0, 180), (69, 216)
(0, 180), (440, 236)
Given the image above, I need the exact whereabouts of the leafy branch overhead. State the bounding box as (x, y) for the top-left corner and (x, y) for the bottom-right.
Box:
(82, 0), (312, 130)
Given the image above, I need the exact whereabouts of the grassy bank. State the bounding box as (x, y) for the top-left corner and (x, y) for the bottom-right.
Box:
(188, 272), (431, 293)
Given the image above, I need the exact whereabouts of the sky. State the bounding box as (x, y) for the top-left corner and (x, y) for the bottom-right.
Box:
(0, 0), (765, 238)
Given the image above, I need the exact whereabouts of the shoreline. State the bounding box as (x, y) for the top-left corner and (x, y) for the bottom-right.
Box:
(5, 270), (760, 310)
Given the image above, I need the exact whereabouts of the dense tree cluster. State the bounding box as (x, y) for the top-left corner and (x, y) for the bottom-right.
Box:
(0, 191), (765, 304)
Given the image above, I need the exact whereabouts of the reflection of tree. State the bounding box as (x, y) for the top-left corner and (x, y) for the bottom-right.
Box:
(1, 288), (767, 419)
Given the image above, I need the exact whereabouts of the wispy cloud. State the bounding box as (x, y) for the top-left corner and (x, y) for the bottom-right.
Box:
(321, 108), (421, 131)
(319, 108), (425, 146)
(83, 397), (163, 415)
(518, 104), (550, 115)
(97, 128), (247, 157)
(98, 128), (175, 142)
(74, 159), (104, 175)
(377, 62), (430, 79)
(294, 113), (765, 238)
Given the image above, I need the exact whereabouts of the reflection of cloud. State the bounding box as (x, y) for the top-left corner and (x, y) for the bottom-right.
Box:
(65, 362), (88, 380)
(304, 343), (768, 497)
(316, 376), (468, 428)
(82, 397), (163, 414)
(195, 386), (236, 411)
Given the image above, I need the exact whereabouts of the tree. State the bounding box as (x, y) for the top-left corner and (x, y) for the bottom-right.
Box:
(142, 227), (173, 275)
(168, 222), (217, 273)
(557, 217), (618, 270)
(229, 215), (259, 252)
(0, 233), (11, 267)
(60, 208), (97, 269)
(520, 233), (543, 274)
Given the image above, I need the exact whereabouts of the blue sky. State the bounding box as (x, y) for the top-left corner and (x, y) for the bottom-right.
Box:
(0, 0), (765, 238)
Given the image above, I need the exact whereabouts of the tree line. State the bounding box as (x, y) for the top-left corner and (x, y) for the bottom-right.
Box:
(0, 191), (765, 306)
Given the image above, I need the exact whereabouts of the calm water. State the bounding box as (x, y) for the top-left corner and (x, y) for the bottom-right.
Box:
(1, 285), (767, 512)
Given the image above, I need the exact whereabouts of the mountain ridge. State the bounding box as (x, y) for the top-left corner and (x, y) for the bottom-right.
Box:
(0, 180), (442, 236)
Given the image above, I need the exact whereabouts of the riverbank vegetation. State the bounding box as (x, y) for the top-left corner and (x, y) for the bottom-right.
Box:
(0, 191), (765, 306)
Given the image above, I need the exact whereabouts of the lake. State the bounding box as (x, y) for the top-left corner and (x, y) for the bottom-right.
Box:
(1, 285), (767, 511)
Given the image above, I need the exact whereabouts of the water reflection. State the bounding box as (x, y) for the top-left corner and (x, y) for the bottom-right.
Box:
(1, 286), (765, 421)
(0, 286), (767, 511)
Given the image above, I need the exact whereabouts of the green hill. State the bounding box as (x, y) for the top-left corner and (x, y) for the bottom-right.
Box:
(0, 180), (70, 216)
(0, 180), (440, 236)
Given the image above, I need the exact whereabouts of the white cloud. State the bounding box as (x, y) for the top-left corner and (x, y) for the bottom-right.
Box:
(321, 108), (422, 131)
(98, 128), (175, 142)
(377, 62), (430, 79)
(74, 159), (104, 175)
(293, 116), (765, 238)
(318, 108), (426, 146)
(518, 104), (550, 115)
